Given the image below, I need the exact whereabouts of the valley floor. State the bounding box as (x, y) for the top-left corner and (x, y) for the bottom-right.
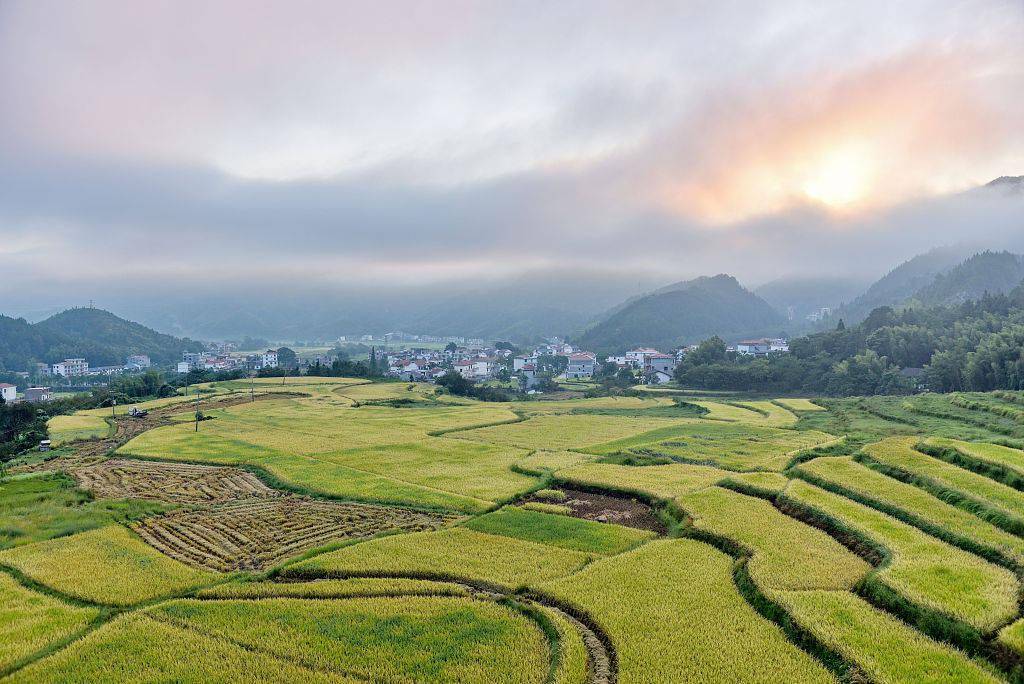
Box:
(5, 379), (1024, 682)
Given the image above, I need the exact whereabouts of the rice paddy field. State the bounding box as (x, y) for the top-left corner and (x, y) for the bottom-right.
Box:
(8, 380), (1024, 681)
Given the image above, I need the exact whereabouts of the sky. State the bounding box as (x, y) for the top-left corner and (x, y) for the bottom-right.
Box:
(0, 0), (1022, 313)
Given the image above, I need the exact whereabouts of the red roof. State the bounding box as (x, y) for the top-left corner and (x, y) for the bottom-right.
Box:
(0, 383), (15, 388)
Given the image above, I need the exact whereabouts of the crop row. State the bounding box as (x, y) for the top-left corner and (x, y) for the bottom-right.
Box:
(134, 498), (453, 572)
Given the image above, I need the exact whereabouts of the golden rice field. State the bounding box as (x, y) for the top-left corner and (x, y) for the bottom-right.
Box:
(45, 414), (110, 446)
(9, 379), (1024, 681)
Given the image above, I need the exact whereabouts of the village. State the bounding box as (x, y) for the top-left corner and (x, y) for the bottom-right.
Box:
(377, 336), (790, 390)
(1, 334), (791, 403)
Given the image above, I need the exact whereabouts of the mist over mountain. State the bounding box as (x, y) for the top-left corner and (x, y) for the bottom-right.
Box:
(754, 277), (869, 324)
(912, 251), (1024, 307)
(0, 308), (202, 371)
(574, 275), (785, 353)
(834, 245), (975, 323)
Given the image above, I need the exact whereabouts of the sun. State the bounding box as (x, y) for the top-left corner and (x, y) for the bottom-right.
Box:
(801, 145), (872, 208)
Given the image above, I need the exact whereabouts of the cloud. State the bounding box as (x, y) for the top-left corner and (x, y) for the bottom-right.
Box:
(0, 0), (1021, 310)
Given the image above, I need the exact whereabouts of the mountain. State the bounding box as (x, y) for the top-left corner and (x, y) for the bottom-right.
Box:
(835, 245), (972, 323)
(754, 277), (869, 323)
(0, 308), (203, 372)
(983, 176), (1024, 196)
(574, 274), (785, 353)
(912, 251), (1024, 307)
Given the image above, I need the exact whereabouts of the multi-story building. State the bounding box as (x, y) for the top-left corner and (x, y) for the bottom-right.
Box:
(643, 353), (677, 375)
(51, 358), (88, 377)
(125, 354), (151, 370)
(565, 352), (597, 379)
(0, 383), (16, 403)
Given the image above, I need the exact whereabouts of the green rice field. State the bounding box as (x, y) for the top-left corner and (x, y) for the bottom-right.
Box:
(6, 379), (1024, 681)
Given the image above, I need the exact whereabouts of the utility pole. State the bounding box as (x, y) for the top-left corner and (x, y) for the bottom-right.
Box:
(194, 388), (200, 432)
(250, 370), (255, 402)
(111, 399), (116, 418)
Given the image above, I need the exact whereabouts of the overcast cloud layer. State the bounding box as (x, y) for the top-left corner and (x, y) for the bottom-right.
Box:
(1, 1), (1022, 313)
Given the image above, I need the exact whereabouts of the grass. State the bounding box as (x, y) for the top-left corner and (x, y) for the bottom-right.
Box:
(597, 421), (837, 471)
(463, 506), (654, 555)
(6, 612), (358, 683)
(119, 398), (534, 512)
(793, 455), (1024, 567)
(0, 525), (218, 606)
(926, 438), (1024, 483)
(521, 502), (573, 515)
(453, 414), (687, 450)
(197, 577), (470, 600)
(309, 438), (536, 502)
(556, 461), (728, 500)
(0, 472), (166, 550)
(46, 414), (110, 445)
(775, 399), (826, 412)
(782, 479), (1020, 632)
(285, 528), (592, 590)
(732, 401), (800, 426)
(0, 573), (100, 673)
(151, 596), (550, 684)
(542, 604), (588, 684)
(688, 400), (770, 423)
(679, 486), (869, 591)
(862, 437), (1024, 527)
(539, 539), (837, 683)
(719, 471), (792, 496)
(771, 589), (1001, 683)
(515, 450), (597, 473)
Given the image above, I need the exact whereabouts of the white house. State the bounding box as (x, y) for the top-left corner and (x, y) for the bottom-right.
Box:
(125, 355), (151, 370)
(260, 350), (279, 369)
(625, 348), (662, 368)
(513, 356), (530, 371)
(644, 370), (673, 385)
(51, 358), (88, 377)
(453, 359), (476, 378)
(176, 362), (191, 374)
(736, 338), (789, 356)
(24, 387), (52, 402)
(0, 383), (16, 403)
(565, 352), (597, 379)
(643, 353), (677, 375)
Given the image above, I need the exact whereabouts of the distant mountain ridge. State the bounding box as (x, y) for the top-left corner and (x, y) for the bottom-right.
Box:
(912, 251), (1024, 307)
(0, 308), (203, 372)
(834, 245), (973, 323)
(574, 274), (784, 353)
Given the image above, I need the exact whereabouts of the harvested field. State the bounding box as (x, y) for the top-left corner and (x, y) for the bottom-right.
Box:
(71, 458), (276, 504)
(521, 486), (666, 534)
(134, 497), (456, 572)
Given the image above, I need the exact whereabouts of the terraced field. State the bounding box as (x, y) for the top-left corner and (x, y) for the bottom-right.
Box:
(134, 497), (454, 571)
(8, 382), (1024, 682)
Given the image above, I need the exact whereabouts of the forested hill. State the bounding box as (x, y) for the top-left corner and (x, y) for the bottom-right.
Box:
(675, 285), (1024, 396)
(574, 274), (785, 353)
(0, 308), (203, 371)
(912, 251), (1024, 307)
(834, 245), (971, 324)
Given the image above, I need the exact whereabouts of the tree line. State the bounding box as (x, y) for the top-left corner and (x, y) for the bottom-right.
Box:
(675, 288), (1024, 396)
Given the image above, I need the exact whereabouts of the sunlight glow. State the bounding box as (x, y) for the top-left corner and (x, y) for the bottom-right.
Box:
(802, 145), (873, 208)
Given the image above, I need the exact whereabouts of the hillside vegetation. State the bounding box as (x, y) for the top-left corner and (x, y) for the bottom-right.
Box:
(576, 274), (784, 353)
(0, 307), (202, 371)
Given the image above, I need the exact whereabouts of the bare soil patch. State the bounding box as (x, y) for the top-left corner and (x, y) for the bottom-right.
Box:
(525, 487), (666, 534)
(134, 498), (456, 572)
